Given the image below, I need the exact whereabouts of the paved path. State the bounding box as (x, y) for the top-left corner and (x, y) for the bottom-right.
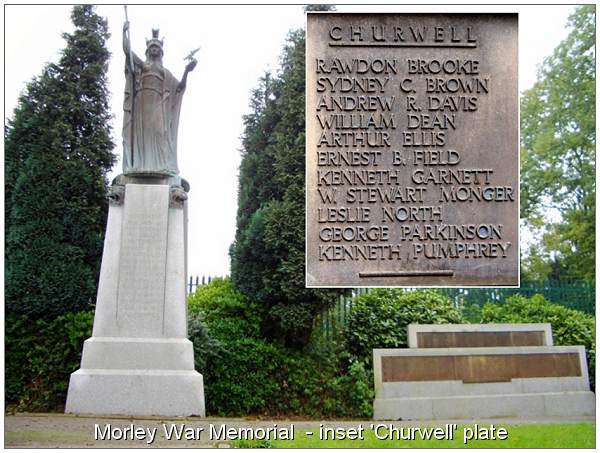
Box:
(4, 413), (595, 448)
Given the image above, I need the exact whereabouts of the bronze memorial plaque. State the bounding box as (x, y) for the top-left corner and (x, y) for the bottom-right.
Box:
(306, 13), (519, 287)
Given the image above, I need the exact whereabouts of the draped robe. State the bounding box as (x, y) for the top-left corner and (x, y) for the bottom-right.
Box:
(122, 53), (184, 176)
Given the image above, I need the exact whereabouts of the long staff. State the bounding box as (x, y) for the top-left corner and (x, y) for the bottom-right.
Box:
(124, 5), (135, 167)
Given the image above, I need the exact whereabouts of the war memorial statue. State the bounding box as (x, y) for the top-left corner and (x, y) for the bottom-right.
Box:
(65, 17), (205, 417)
(122, 22), (196, 176)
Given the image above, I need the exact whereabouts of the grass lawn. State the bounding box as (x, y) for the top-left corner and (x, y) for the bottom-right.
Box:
(234, 423), (595, 449)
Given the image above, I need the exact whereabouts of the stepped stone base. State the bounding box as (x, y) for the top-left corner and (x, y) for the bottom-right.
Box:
(65, 183), (205, 417)
(66, 368), (204, 417)
(374, 391), (596, 420)
(65, 336), (205, 417)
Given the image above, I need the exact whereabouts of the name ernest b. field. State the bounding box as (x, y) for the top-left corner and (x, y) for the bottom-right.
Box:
(94, 423), (295, 443)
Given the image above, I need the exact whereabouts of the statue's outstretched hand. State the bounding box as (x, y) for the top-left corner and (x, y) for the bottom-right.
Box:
(185, 59), (197, 73)
(123, 21), (130, 33)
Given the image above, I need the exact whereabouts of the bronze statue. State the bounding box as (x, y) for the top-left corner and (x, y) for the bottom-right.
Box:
(122, 21), (197, 176)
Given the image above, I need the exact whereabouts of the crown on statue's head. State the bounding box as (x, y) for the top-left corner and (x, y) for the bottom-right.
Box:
(145, 28), (164, 50)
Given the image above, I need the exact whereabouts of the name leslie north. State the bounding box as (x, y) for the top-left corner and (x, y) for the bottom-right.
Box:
(94, 423), (294, 444)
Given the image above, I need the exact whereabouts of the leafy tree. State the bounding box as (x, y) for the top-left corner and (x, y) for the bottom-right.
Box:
(230, 24), (339, 348)
(520, 6), (595, 280)
(5, 6), (115, 318)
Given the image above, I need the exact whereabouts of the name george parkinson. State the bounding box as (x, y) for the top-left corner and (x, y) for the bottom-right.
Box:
(95, 423), (295, 444)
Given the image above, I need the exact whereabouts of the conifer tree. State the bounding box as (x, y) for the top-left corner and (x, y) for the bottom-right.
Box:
(231, 23), (339, 348)
(5, 5), (115, 318)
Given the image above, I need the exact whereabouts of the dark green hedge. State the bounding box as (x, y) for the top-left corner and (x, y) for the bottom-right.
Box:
(187, 277), (372, 417)
(5, 311), (93, 411)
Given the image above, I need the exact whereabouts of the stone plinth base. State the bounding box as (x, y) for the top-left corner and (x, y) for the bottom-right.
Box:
(65, 183), (205, 417)
(374, 391), (596, 420)
(77, 337), (196, 370)
(66, 368), (204, 417)
(65, 337), (205, 416)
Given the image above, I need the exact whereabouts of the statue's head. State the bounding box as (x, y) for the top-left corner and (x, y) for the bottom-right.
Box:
(145, 28), (164, 59)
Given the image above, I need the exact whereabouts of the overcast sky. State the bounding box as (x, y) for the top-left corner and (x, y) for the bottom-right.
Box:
(4, 4), (576, 278)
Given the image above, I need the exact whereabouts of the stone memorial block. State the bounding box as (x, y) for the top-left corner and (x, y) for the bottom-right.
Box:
(407, 323), (553, 348)
(306, 13), (519, 287)
(373, 346), (595, 420)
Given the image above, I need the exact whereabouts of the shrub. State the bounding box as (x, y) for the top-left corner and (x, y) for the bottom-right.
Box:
(5, 311), (93, 411)
(188, 279), (281, 415)
(187, 311), (224, 375)
(326, 360), (374, 418)
(204, 337), (283, 416)
(187, 278), (372, 418)
(482, 294), (595, 389)
(188, 277), (262, 340)
(272, 344), (373, 418)
(344, 289), (465, 364)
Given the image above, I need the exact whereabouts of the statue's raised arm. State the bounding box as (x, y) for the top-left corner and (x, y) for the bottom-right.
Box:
(122, 21), (143, 70)
(177, 58), (197, 93)
(122, 20), (130, 55)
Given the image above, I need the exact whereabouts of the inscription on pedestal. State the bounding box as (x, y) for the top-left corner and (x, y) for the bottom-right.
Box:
(306, 13), (519, 287)
(381, 353), (582, 383)
(116, 184), (169, 336)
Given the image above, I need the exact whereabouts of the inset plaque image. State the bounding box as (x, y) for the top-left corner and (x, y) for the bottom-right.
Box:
(306, 13), (519, 287)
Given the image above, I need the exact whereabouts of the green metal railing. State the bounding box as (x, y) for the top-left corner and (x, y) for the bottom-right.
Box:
(437, 280), (595, 313)
(313, 280), (595, 341)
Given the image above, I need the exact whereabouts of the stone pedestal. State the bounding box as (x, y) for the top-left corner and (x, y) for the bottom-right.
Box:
(65, 181), (205, 416)
(373, 324), (595, 420)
